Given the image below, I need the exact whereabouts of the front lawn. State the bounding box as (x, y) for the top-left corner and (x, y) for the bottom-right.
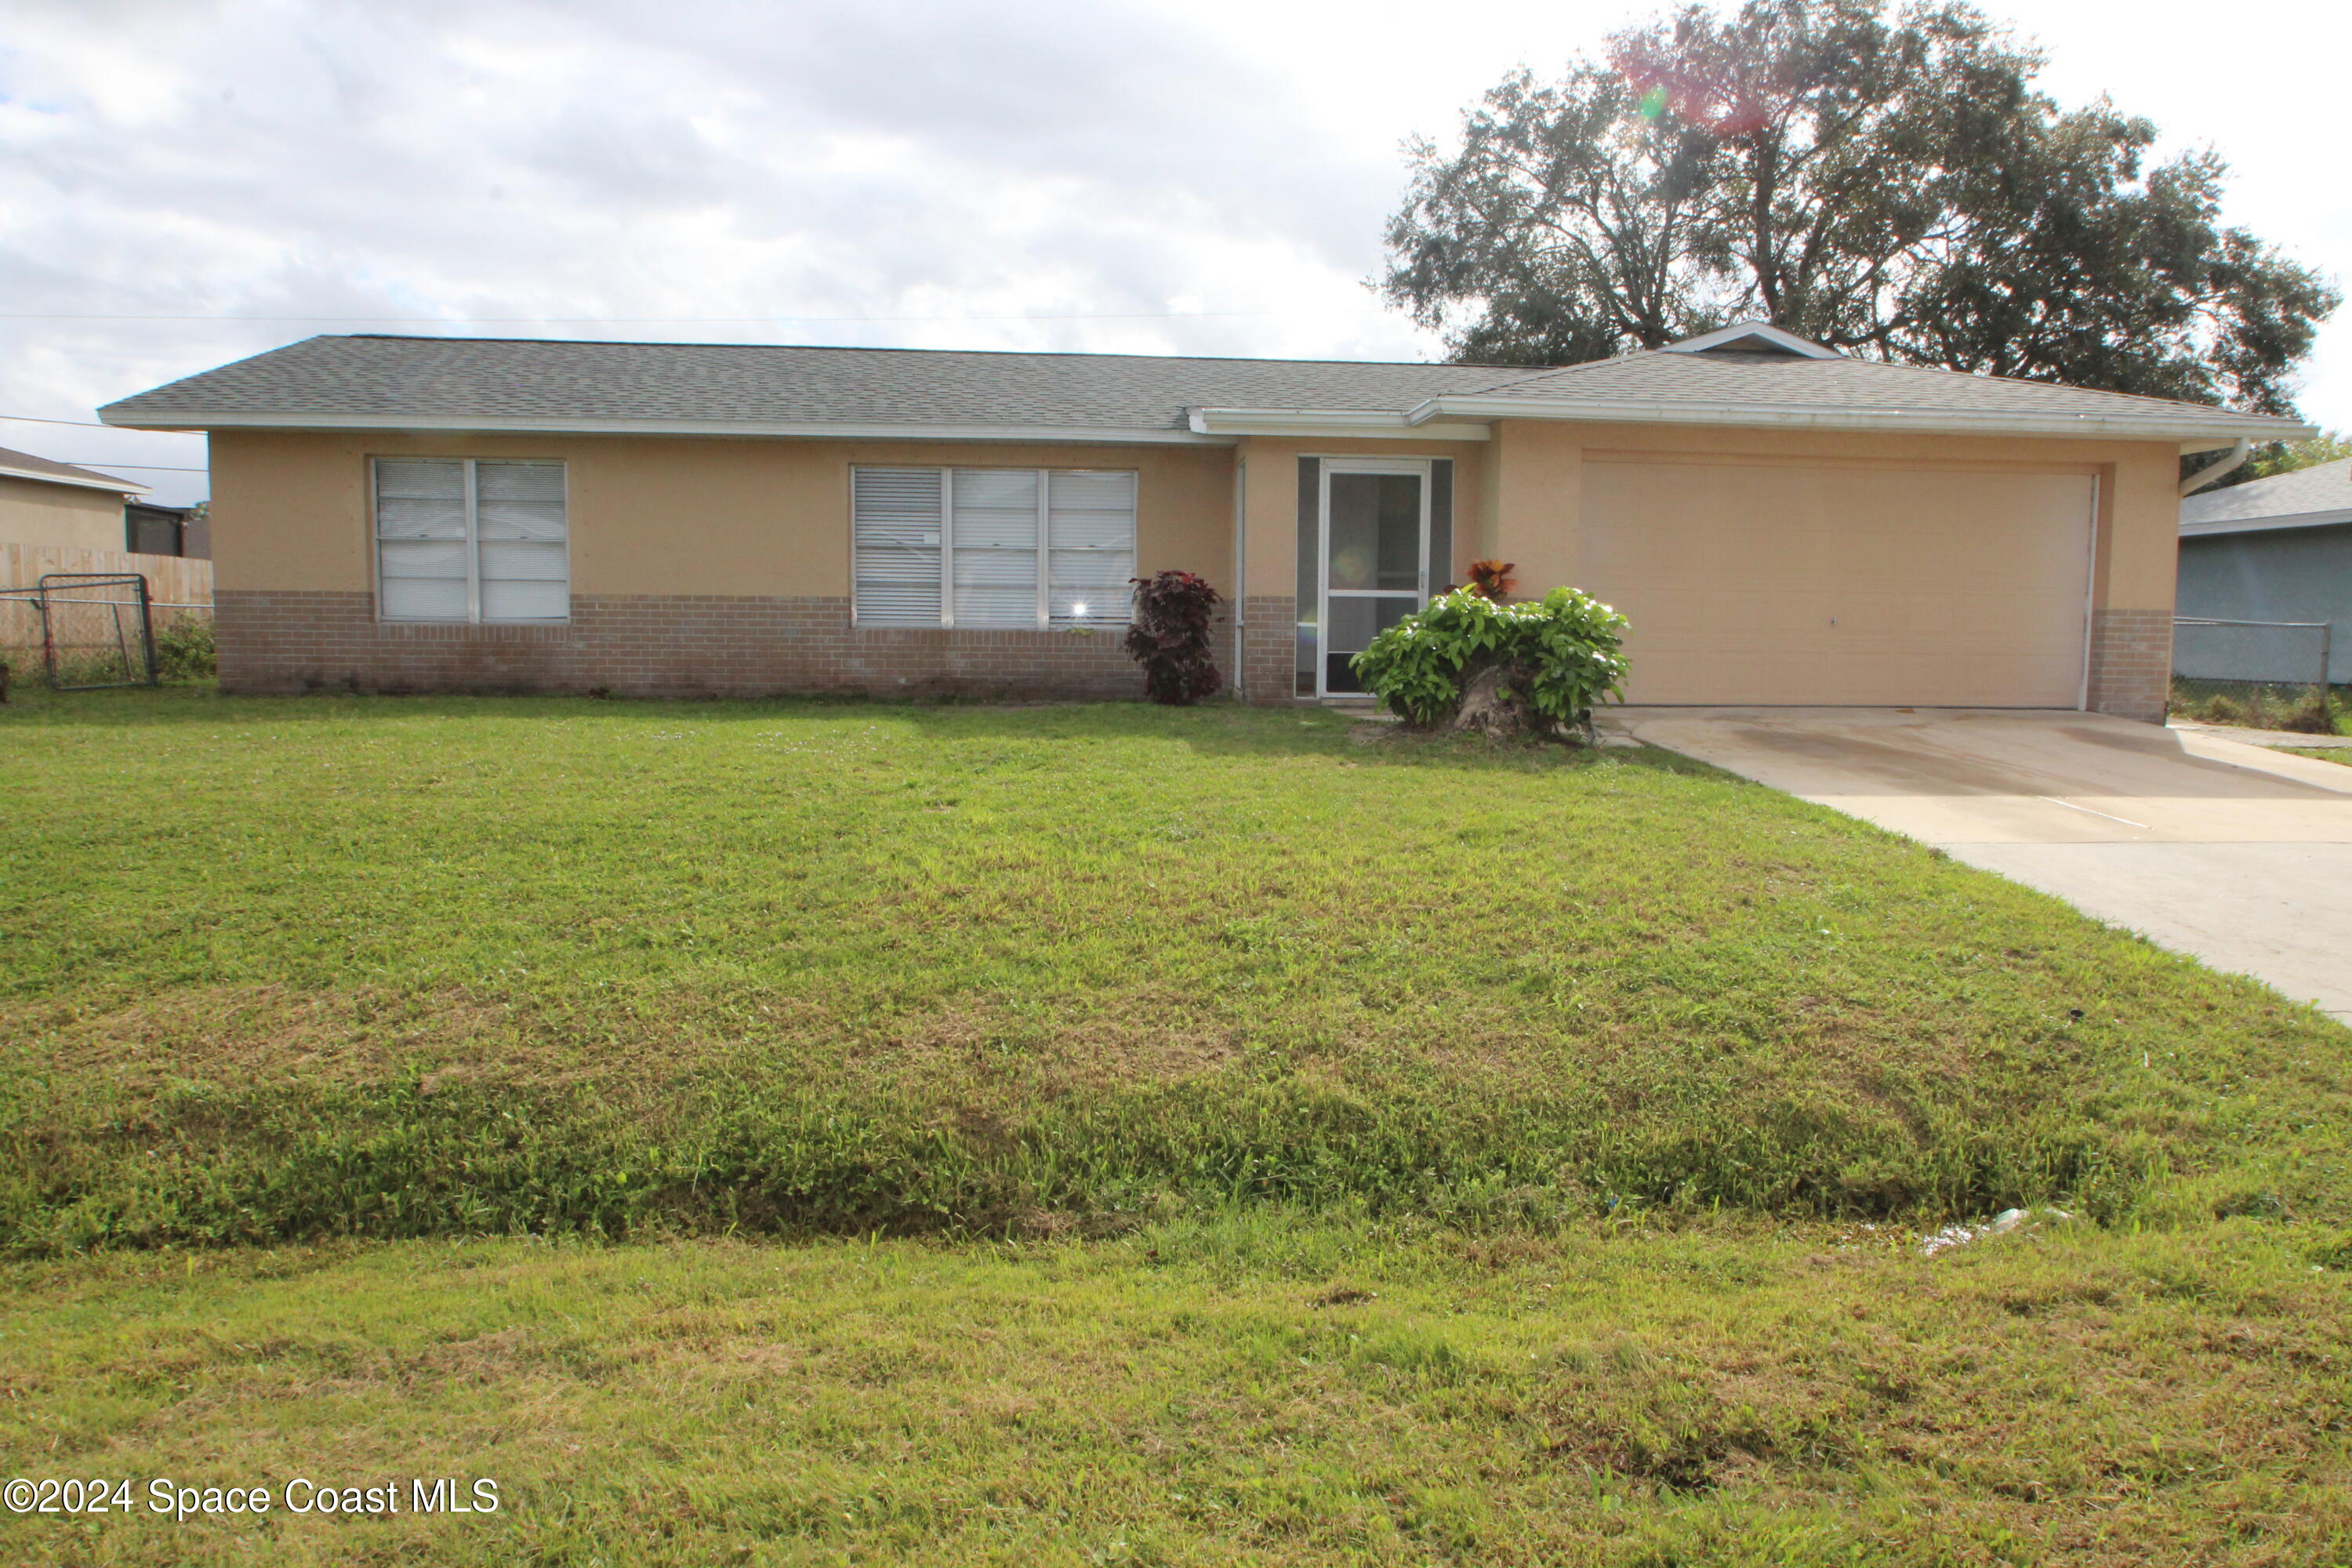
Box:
(2, 688), (2348, 1563)
(5, 691), (2342, 1248)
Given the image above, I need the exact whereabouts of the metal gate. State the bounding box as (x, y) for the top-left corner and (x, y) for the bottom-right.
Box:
(0, 574), (159, 690)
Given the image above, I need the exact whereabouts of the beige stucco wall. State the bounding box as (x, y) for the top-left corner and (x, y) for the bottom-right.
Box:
(209, 420), (2185, 711)
(209, 430), (1239, 600)
(1474, 420), (2181, 617)
(0, 475), (129, 552)
(1232, 434), (1490, 597)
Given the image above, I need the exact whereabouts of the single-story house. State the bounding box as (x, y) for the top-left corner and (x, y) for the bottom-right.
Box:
(2177, 455), (2351, 684)
(0, 445), (148, 553)
(97, 323), (2309, 719)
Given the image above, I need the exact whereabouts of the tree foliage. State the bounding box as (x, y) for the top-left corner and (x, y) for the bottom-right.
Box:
(2231, 430), (2352, 487)
(1383, 0), (2338, 413)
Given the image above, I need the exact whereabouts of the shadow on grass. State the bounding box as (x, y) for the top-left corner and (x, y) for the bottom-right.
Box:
(0, 682), (1729, 779)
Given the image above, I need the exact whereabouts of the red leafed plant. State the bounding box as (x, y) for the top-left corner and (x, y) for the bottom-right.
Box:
(1124, 570), (1225, 705)
(1465, 559), (1517, 601)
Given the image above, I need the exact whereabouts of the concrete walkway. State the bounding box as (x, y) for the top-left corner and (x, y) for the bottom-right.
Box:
(1609, 707), (2352, 1021)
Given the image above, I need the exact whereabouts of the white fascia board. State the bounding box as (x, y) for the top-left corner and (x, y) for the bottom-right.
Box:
(98, 410), (1233, 446)
(1664, 321), (1842, 358)
(0, 463), (148, 495)
(1405, 393), (2314, 447)
(2180, 506), (2352, 539)
(1187, 407), (1492, 441)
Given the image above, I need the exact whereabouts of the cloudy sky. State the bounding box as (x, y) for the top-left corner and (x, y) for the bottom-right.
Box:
(4, 0), (2345, 506)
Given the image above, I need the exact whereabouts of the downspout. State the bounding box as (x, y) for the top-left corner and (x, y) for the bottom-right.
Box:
(2180, 438), (2252, 497)
(1231, 452), (1247, 700)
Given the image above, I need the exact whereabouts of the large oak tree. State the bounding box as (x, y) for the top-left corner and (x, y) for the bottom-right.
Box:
(1382, 0), (2337, 414)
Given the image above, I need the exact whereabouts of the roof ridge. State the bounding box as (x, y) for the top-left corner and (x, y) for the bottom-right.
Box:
(1450, 348), (2291, 423)
(331, 332), (1526, 373)
(1454, 349), (1672, 394)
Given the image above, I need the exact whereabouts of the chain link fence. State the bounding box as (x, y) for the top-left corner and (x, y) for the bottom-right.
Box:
(0, 575), (171, 690)
(2170, 616), (2339, 733)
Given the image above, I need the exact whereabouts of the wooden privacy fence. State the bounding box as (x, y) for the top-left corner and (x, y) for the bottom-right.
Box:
(0, 543), (212, 604)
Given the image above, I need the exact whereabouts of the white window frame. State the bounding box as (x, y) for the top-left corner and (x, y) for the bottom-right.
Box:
(371, 457), (571, 625)
(851, 464), (1137, 630)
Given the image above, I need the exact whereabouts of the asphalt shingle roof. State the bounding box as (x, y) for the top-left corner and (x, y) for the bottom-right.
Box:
(1451, 348), (2272, 433)
(100, 336), (1510, 431)
(0, 444), (139, 491)
(2180, 455), (2352, 531)
(97, 332), (2304, 443)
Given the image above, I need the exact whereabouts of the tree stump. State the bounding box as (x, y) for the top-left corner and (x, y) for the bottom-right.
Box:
(1446, 662), (1548, 739)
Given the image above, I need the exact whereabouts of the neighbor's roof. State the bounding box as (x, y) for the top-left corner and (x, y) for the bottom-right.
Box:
(0, 444), (146, 495)
(2180, 456), (2352, 539)
(99, 328), (2310, 450)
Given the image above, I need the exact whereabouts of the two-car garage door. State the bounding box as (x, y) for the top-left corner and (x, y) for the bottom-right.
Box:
(1580, 458), (2096, 707)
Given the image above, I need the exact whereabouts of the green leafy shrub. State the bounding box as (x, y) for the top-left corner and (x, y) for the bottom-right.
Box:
(153, 615), (217, 681)
(1351, 586), (1628, 735)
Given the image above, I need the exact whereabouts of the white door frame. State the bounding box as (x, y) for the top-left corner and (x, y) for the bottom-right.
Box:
(1316, 457), (1432, 699)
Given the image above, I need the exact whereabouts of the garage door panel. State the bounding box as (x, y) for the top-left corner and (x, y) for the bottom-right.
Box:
(1581, 461), (2093, 707)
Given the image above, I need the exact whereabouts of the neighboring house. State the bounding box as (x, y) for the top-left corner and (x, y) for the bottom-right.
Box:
(2177, 456), (2352, 684)
(97, 323), (2307, 717)
(0, 445), (147, 552)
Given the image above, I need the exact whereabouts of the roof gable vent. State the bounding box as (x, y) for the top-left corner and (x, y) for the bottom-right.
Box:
(1664, 322), (1842, 360)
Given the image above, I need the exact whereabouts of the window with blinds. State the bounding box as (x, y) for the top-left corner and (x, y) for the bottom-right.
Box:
(852, 466), (1136, 629)
(374, 458), (568, 623)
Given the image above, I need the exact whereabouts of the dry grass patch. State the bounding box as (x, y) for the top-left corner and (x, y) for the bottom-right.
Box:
(2, 1218), (2347, 1565)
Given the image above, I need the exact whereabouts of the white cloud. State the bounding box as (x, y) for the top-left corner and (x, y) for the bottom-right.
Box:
(2, 0), (2342, 506)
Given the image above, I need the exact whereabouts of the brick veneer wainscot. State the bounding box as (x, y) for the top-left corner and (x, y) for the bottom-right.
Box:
(2086, 607), (2174, 724)
(216, 590), (1185, 700)
(1236, 594), (1300, 705)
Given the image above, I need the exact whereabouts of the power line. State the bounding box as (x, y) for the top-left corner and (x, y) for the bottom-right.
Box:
(1, 308), (1385, 325)
(0, 413), (121, 428)
(55, 462), (209, 472)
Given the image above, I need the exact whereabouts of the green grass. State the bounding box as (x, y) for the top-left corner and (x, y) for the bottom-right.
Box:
(5, 1217), (2348, 1565)
(2170, 676), (2352, 736)
(4, 688), (2345, 1250)
(2, 686), (2349, 1563)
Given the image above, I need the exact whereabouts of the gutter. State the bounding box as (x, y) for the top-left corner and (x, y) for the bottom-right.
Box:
(1188, 408), (1493, 441)
(1400, 394), (2311, 450)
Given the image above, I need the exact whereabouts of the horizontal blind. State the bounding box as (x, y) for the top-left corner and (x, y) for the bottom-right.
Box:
(952, 467), (1041, 628)
(1047, 469), (1136, 626)
(474, 461), (569, 622)
(852, 466), (945, 626)
(375, 458), (469, 622)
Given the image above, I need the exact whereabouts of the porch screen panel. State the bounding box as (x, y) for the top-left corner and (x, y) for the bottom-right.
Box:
(1428, 459), (1454, 593)
(375, 458), (470, 622)
(1047, 469), (1135, 626)
(852, 466), (945, 626)
(1295, 457), (1319, 696)
(474, 461), (570, 622)
(950, 467), (1041, 628)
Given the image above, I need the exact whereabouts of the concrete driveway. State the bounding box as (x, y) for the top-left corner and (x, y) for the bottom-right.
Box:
(1612, 708), (2352, 1021)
